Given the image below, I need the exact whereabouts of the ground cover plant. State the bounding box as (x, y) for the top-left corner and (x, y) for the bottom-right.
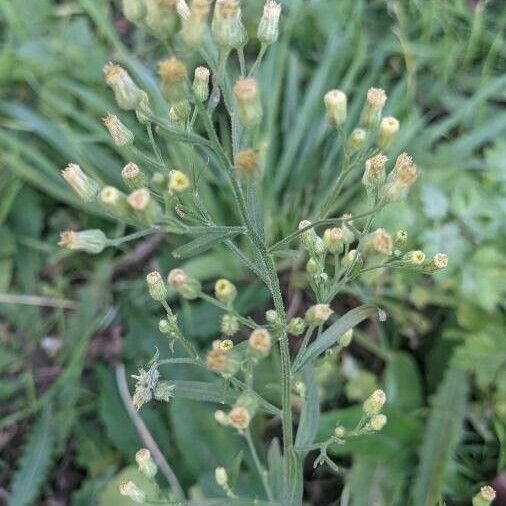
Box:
(0, 0), (504, 505)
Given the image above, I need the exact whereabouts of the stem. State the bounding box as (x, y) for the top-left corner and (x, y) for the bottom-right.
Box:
(249, 44), (267, 77)
(237, 47), (246, 76)
(245, 428), (274, 502)
(108, 228), (157, 247)
(198, 292), (258, 329)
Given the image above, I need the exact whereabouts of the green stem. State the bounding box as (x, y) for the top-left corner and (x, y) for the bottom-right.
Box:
(108, 228), (157, 247)
(245, 428), (274, 502)
(249, 44), (267, 77)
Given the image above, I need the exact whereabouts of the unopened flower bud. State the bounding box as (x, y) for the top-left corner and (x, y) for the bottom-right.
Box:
(363, 389), (386, 416)
(158, 57), (189, 103)
(341, 249), (363, 274)
(364, 228), (393, 256)
(257, 0), (281, 45)
(122, 162), (147, 190)
(58, 229), (107, 254)
(323, 227), (344, 254)
(377, 116), (399, 150)
(146, 0), (179, 40)
(151, 172), (168, 193)
(403, 250), (425, 266)
(215, 279), (237, 304)
(205, 348), (241, 378)
(103, 113), (134, 146)
(154, 381), (176, 402)
(362, 153), (388, 194)
(211, 0), (247, 49)
(424, 253), (448, 272)
(324, 89), (347, 127)
(168, 268), (201, 299)
(135, 91), (153, 124)
(340, 214), (355, 244)
(221, 314), (239, 336)
(298, 220), (325, 255)
(294, 380), (306, 398)
(338, 328), (353, 347)
(235, 149), (259, 180)
(181, 0), (212, 47)
(215, 467), (228, 487)
(306, 257), (319, 275)
(103, 62), (143, 110)
(214, 409), (229, 426)
(334, 425), (346, 438)
(122, 0), (146, 24)
(367, 413), (387, 431)
(61, 163), (100, 201)
(360, 87), (387, 129)
(233, 78), (262, 129)
(473, 486), (496, 506)
(127, 188), (162, 225)
(394, 230), (408, 248)
(382, 153), (418, 202)
(305, 304), (333, 326)
(347, 128), (367, 153)
(168, 170), (190, 193)
(265, 309), (278, 323)
(287, 317), (306, 336)
(119, 480), (146, 503)
(248, 328), (272, 358)
(146, 271), (167, 301)
(192, 66), (210, 102)
(135, 449), (157, 478)
(100, 186), (129, 216)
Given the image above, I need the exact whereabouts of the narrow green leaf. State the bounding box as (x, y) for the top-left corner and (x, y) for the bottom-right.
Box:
(295, 365), (320, 449)
(292, 305), (381, 372)
(411, 367), (469, 506)
(172, 229), (242, 259)
(10, 405), (55, 506)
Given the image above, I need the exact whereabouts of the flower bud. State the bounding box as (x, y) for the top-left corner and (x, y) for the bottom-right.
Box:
(360, 87), (387, 129)
(376, 116), (399, 150)
(135, 449), (157, 478)
(257, 0), (281, 45)
(61, 163), (100, 201)
(181, 0), (212, 47)
(306, 257), (318, 275)
(214, 409), (229, 426)
(158, 57), (189, 103)
(153, 380), (176, 402)
(233, 78), (262, 129)
(362, 153), (388, 194)
(367, 413), (387, 431)
(402, 250), (425, 266)
(382, 153), (418, 203)
(103, 62), (143, 110)
(323, 227), (344, 254)
(215, 467), (228, 487)
(248, 328), (272, 358)
(363, 228), (393, 256)
(287, 317), (306, 336)
(220, 339), (234, 351)
(169, 103), (187, 127)
(363, 389), (386, 416)
(119, 480), (146, 503)
(338, 328), (353, 347)
(340, 214), (355, 244)
(294, 380), (306, 398)
(100, 186), (130, 216)
(298, 220), (325, 255)
(235, 149), (259, 180)
(205, 348), (241, 377)
(192, 66), (210, 102)
(168, 170), (190, 193)
(423, 253), (448, 272)
(346, 128), (367, 153)
(334, 425), (346, 438)
(221, 314), (239, 336)
(265, 309), (278, 323)
(159, 316), (178, 335)
(394, 230), (408, 248)
(472, 486), (496, 506)
(127, 188), (162, 225)
(122, 162), (147, 190)
(341, 249), (363, 274)
(136, 91), (153, 124)
(103, 113), (134, 146)
(324, 89), (347, 127)
(231, 392), (258, 426)
(151, 172), (168, 193)
(168, 268), (201, 299)
(305, 304), (333, 326)
(214, 279), (237, 304)
(58, 229), (107, 254)
(122, 0), (146, 24)
(146, 271), (167, 301)
(146, 0), (179, 39)
(211, 0), (247, 50)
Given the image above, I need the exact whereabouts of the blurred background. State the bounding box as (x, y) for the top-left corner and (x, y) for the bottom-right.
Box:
(0, 0), (505, 504)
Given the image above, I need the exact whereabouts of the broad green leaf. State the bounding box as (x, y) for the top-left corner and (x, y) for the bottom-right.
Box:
(292, 305), (381, 372)
(384, 353), (423, 411)
(411, 367), (469, 506)
(9, 405), (55, 506)
(295, 365), (320, 449)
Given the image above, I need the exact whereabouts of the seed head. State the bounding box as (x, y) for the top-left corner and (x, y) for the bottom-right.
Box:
(235, 149), (259, 180)
(382, 153), (418, 202)
(145, 0), (179, 40)
(424, 253), (448, 272)
(367, 228), (393, 256)
(248, 328), (272, 355)
(158, 57), (188, 102)
(362, 153), (388, 193)
(228, 406), (251, 429)
(323, 227), (344, 254)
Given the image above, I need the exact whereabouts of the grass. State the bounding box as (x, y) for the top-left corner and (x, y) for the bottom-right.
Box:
(0, 0), (505, 504)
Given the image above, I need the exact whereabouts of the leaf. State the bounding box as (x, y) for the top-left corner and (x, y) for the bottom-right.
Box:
(267, 439), (283, 502)
(172, 229), (242, 259)
(411, 367), (469, 506)
(295, 365), (320, 450)
(9, 405), (56, 506)
(292, 305), (381, 372)
(384, 353), (423, 411)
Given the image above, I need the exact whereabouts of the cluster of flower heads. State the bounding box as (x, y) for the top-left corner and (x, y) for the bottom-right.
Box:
(119, 448), (159, 504)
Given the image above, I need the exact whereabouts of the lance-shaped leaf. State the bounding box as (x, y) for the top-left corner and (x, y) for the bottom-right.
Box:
(172, 227), (243, 259)
(292, 305), (382, 373)
(295, 365), (320, 450)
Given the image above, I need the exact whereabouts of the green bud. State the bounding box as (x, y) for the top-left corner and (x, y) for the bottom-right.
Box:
(287, 317), (306, 336)
(472, 486), (496, 506)
(135, 449), (157, 479)
(323, 227), (344, 254)
(151, 172), (167, 193)
(214, 278), (237, 304)
(346, 128), (367, 153)
(146, 271), (167, 301)
(211, 0), (247, 50)
(103, 113), (134, 146)
(100, 186), (130, 216)
(122, 0), (146, 24)
(103, 62), (144, 110)
(158, 57), (189, 103)
(338, 328), (353, 347)
(305, 304), (333, 326)
(58, 229), (107, 254)
(257, 0), (281, 45)
(145, 0), (178, 40)
(363, 389), (386, 416)
(394, 230), (408, 248)
(423, 253), (448, 272)
(127, 189), (162, 225)
(221, 314), (239, 336)
(366, 413), (387, 431)
(233, 78), (263, 130)
(61, 163), (100, 202)
(306, 257), (319, 275)
(360, 87), (387, 129)
(324, 89), (347, 127)
(402, 250), (425, 266)
(122, 162), (147, 190)
(192, 66), (210, 102)
(376, 116), (399, 150)
(168, 268), (201, 299)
